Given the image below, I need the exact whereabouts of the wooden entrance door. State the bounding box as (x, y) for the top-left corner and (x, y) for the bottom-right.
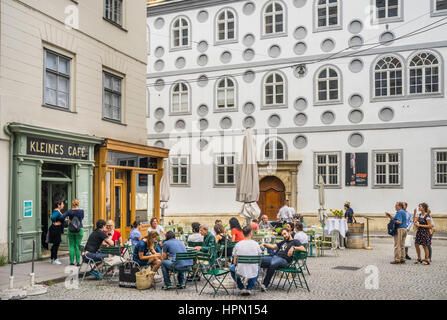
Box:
(258, 176), (286, 221)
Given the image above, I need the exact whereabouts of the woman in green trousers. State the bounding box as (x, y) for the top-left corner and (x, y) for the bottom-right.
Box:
(62, 198), (84, 266)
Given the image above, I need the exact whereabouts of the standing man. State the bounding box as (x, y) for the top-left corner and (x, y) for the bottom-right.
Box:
(277, 200), (294, 223)
(403, 202), (413, 260)
(385, 202), (408, 264)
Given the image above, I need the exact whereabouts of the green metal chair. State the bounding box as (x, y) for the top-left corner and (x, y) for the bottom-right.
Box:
(79, 245), (103, 282)
(187, 241), (203, 248)
(276, 250), (310, 292)
(233, 255), (262, 294)
(169, 251), (198, 294)
(197, 251), (230, 297)
(99, 246), (126, 279)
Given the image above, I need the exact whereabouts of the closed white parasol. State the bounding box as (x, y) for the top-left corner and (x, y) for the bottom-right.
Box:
(160, 159), (170, 225)
(236, 129), (261, 226)
(317, 175), (328, 226)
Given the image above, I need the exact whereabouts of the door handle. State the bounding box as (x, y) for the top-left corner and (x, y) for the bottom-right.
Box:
(270, 205), (274, 209)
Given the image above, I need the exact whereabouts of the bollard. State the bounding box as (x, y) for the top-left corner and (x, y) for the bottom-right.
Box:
(0, 241), (27, 300)
(24, 240), (47, 296)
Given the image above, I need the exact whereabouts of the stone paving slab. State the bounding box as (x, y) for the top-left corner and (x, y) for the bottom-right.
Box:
(24, 238), (447, 300)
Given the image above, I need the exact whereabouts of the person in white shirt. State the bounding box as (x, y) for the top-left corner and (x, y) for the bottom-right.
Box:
(148, 217), (166, 238)
(403, 202), (413, 260)
(277, 200), (294, 223)
(187, 222), (204, 243)
(259, 215), (273, 229)
(210, 219), (222, 236)
(294, 221), (308, 245)
(230, 226), (262, 296)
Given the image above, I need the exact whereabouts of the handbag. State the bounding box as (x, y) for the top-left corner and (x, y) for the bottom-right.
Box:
(69, 215), (81, 233)
(119, 261), (140, 288)
(387, 220), (397, 236)
(135, 269), (156, 290)
(405, 235), (413, 248)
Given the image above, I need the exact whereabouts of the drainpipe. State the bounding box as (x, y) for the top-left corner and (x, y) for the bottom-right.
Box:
(4, 123), (14, 263)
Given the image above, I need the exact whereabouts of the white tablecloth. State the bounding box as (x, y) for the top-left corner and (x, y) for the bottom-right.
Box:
(325, 219), (348, 238)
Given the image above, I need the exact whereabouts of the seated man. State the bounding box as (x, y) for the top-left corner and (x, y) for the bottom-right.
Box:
(258, 215), (273, 230)
(187, 222), (204, 243)
(193, 224), (216, 255)
(230, 226), (262, 296)
(259, 228), (305, 291)
(161, 231), (193, 290)
(83, 219), (114, 279)
(294, 221), (308, 245)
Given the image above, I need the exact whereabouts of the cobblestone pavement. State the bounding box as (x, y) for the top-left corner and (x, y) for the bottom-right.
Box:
(26, 238), (447, 300)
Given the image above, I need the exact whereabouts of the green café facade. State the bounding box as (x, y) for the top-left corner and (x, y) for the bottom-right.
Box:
(6, 123), (103, 263)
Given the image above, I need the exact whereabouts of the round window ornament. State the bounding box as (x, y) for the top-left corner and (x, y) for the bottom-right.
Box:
(175, 57), (186, 69)
(348, 109), (364, 124)
(243, 70), (255, 83)
(349, 94), (363, 108)
(154, 79), (165, 91)
(154, 107), (165, 120)
(293, 135), (308, 149)
(154, 121), (165, 133)
(197, 104), (209, 116)
(268, 114), (281, 128)
(197, 75), (209, 87)
(220, 51), (232, 64)
(243, 34), (255, 47)
(294, 113), (308, 126)
(154, 18), (165, 30)
(199, 118), (209, 131)
(197, 10), (209, 23)
(321, 111), (335, 125)
(348, 20), (363, 34)
(243, 102), (255, 115)
(175, 119), (186, 130)
(243, 49), (255, 61)
(220, 116), (232, 129)
(198, 138), (209, 151)
(197, 40), (209, 53)
(243, 116), (256, 129)
(294, 42), (307, 55)
(293, 0), (307, 8)
(154, 140), (165, 148)
(379, 107), (394, 122)
(348, 132), (364, 148)
(243, 2), (256, 15)
(294, 26), (307, 40)
(154, 59), (165, 71)
(321, 39), (335, 52)
(154, 46), (165, 58)
(379, 31), (395, 45)
(294, 97), (308, 111)
(268, 45), (281, 58)
(349, 59), (364, 73)
(197, 54), (208, 66)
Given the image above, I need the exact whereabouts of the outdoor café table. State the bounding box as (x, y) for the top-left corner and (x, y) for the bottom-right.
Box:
(324, 218), (348, 249)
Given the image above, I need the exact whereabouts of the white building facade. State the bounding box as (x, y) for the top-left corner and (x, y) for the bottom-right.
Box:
(146, 0), (447, 230)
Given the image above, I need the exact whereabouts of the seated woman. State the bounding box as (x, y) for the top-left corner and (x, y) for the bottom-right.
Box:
(214, 224), (232, 257)
(133, 231), (162, 271)
(286, 222), (296, 238)
(106, 220), (123, 246)
(229, 217), (244, 242)
(128, 221), (142, 248)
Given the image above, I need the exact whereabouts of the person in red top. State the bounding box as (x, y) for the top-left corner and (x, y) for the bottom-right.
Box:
(251, 219), (260, 231)
(106, 220), (123, 246)
(229, 217), (244, 242)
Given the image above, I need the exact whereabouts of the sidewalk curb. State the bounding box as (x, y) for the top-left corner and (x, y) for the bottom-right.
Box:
(368, 235), (447, 241)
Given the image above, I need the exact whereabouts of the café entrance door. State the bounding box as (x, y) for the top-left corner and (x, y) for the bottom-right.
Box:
(257, 176), (286, 221)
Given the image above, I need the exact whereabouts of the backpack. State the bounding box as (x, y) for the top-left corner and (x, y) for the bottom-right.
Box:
(69, 215), (81, 233)
(387, 219), (397, 236)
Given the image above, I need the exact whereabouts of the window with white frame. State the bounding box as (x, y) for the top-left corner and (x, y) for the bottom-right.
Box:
(171, 82), (189, 113)
(172, 17), (189, 48)
(374, 55), (403, 98)
(264, 138), (285, 160)
(375, 0), (400, 21)
(264, 72), (285, 106)
(373, 151), (401, 186)
(215, 154), (236, 185)
(435, 0), (447, 12)
(170, 156), (189, 185)
(316, 0), (340, 29)
(317, 66), (340, 102)
(216, 9), (236, 42)
(44, 49), (71, 110)
(104, 0), (123, 26)
(315, 152), (340, 186)
(409, 52), (440, 95)
(433, 149), (447, 186)
(103, 72), (122, 122)
(216, 77), (236, 109)
(264, 1), (285, 35)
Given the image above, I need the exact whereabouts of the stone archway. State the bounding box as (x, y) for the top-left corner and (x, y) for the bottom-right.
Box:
(258, 176), (286, 221)
(257, 160), (302, 215)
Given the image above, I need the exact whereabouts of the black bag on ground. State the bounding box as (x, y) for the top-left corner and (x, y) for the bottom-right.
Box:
(387, 219), (397, 236)
(119, 262), (140, 288)
(68, 216), (81, 233)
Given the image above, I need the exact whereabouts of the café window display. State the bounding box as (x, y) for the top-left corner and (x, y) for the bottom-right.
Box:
(94, 139), (169, 241)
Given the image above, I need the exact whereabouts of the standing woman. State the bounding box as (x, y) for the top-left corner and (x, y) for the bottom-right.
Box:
(414, 203), (432, 265)
(229, 217), (244, 242)
(106, 220), (123, 246)
(48, 200), (65, 265)
(61, 198), (84, 266)
(344, 201), (356, 224)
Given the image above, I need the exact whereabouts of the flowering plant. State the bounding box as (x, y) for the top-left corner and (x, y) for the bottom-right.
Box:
(330, 208), (344, 218)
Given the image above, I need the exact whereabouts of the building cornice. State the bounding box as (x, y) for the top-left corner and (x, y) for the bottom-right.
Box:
(147, 0), (244, 16)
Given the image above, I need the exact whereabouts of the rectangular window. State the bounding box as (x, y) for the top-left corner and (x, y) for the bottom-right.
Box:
(316, 0), (340, 30)
(375, 0), (401, 22)
(215, 154), (236, 186)
(170, 156), (189, 185)
(103, 72), (122, 122)
(44, 49), (71, 110)
(315, 152), (340, 187)
(104, 0), (123, 26)
(433, 149), (447, 186)
(373, 151), (402, 187)
(436, 0), (447, 11)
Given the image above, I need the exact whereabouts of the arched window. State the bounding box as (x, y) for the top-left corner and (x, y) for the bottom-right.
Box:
(216, 9), (236, 42)
(264, 138), (285, 160)
(409, 52), (440, 94)
(216, 77), (236, 109)
(171, 82), (189, 113)
(316, 66), (340, 102)
(316, 0), (340, 29)
(264, 1), (284, 35)
(374, 55), (403, 97)
(264, 72), (285, 106)
(172, 17), (189, 48)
